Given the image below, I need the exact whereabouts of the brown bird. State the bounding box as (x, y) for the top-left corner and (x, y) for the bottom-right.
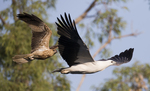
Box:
(13, 12), (58, 64)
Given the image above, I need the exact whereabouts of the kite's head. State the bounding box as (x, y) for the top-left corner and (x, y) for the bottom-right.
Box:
(49, 45), (58, 56)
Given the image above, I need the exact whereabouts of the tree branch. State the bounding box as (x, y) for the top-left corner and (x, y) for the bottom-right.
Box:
(93, 17), (113, 58)
(111, 32), (141, 40)
(0, 15), (6, 25)
(75, 0), (98, 24)
(75, 74), (86, 91)
(93, 32), (141, 58)
(93, 40), (110, 58)
(12, 0), (17, 21)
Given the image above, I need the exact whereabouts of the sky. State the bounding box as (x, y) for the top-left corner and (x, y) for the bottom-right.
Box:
(0, 0), (150, 91)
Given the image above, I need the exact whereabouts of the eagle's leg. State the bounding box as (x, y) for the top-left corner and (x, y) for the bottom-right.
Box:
(52, 68), (70, 74)
(29, 56), (34, 60)
(24, 54), (34, 60)
(61, 69), (70, 74)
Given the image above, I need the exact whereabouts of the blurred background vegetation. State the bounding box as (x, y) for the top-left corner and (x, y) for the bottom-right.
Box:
(0, 0), (70, 91)
(0, 0), (149, 91)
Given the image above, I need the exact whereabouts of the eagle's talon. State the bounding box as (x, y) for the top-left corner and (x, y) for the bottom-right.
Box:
(61, 69), (69, 74)
(29, 56), (34, 60)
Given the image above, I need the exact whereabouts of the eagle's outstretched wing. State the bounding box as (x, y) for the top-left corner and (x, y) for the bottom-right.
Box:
(17, 12), (52, 52)
(109, 48), (134, 65)
(56, 13), (94, 67)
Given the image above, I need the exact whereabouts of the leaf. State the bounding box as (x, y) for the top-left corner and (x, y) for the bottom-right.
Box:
(122, 6), (129, 11)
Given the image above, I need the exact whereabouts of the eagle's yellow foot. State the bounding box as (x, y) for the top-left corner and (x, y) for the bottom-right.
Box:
(61, 69), (69, 74)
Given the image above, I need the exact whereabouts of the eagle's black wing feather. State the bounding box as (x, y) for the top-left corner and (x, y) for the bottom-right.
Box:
(108, 48), (134, 65)
(56, 13), (94, 67)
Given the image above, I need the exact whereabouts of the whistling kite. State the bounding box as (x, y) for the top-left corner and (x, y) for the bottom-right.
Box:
(52, 13), (134, 74)
(13, 12), (57, 64)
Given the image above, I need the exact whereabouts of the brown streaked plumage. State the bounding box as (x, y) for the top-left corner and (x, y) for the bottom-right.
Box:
(13, 12), (58, 64)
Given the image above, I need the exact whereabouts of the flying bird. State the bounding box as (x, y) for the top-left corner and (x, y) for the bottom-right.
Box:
(13, 12), (58, 64)
(52, 13), (134, 74)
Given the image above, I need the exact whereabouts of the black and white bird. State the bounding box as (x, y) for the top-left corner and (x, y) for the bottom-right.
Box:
(53, 13), (134, 74)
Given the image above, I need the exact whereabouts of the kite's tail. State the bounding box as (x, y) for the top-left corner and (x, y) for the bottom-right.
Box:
(12, 54), (32, 64)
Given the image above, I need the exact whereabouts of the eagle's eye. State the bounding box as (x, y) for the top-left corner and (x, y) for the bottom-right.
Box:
(111, 61), (114, 63)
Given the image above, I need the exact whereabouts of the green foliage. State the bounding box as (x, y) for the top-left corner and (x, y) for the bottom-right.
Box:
(93, 8), (126, 43)
(78, 0), (128, 57)
(85, 27), (95, 48)
(93, 61), (150, 91)
(0, 0), (70, 91)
